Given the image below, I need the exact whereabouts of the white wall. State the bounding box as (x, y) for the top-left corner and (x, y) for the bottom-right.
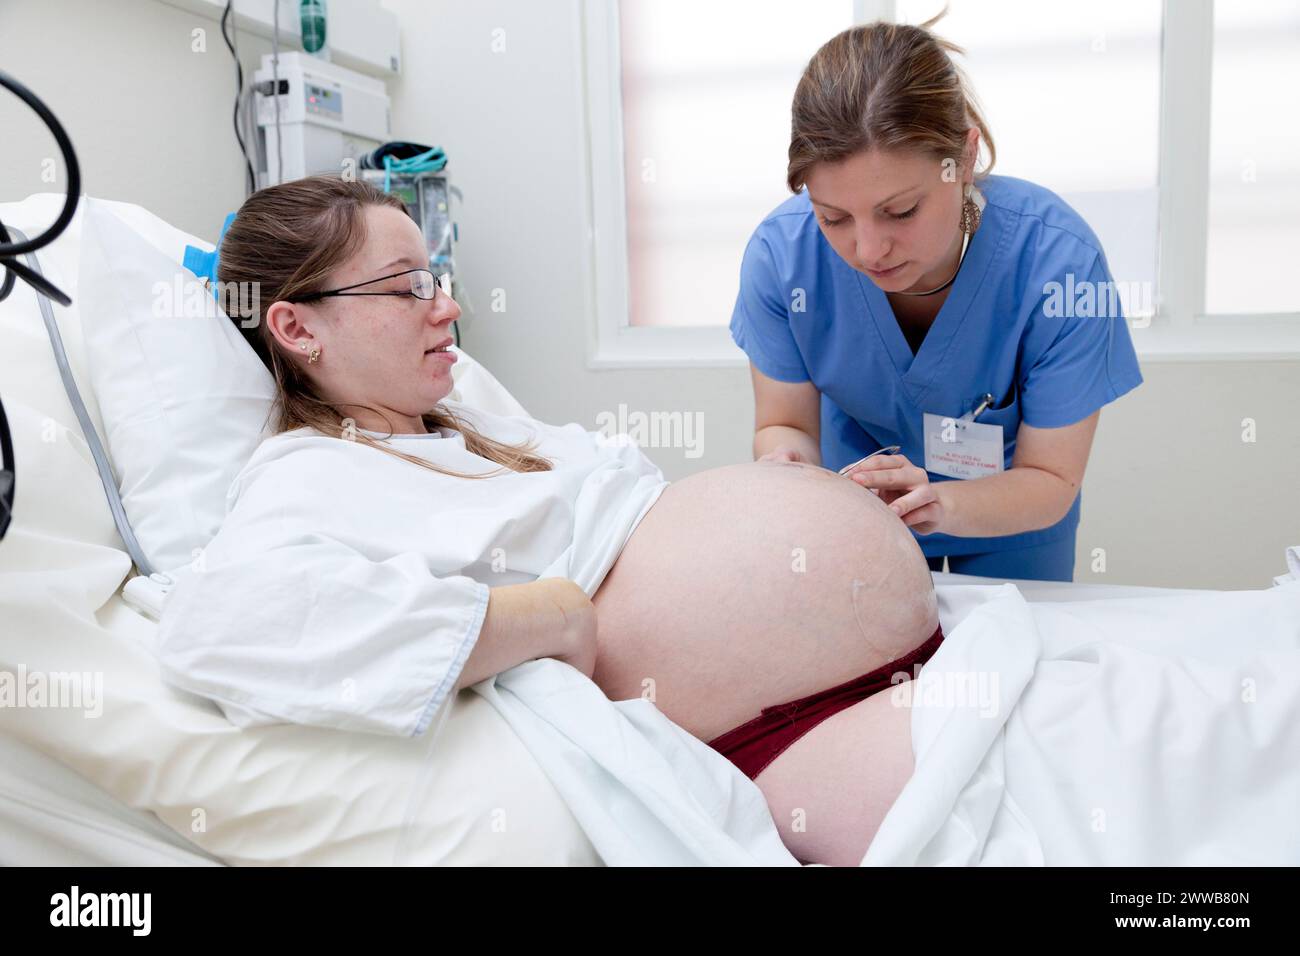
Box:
(2, 0), (1296, 589)
(0, 0), (273, 238)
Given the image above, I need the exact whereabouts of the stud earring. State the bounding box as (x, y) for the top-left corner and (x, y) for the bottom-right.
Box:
(308, 347), (320, 364)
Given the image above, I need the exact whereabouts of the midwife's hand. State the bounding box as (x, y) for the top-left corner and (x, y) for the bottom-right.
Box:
(757, 446), (806, 463)
(843, 453), (945, 534)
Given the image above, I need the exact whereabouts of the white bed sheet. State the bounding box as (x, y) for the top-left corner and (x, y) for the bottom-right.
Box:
(866, 578), (1300, 865)
(0, 733), (220, 866)
(0, 571), (1210, 866)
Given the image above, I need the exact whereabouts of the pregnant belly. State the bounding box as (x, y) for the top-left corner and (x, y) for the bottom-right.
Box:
(590, 460), (938, 741)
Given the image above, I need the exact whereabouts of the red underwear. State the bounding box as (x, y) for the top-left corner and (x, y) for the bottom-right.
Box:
(706, 622), (946, 781)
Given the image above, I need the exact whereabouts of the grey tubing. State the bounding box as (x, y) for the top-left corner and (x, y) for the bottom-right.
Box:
(11, 226), (156, 577)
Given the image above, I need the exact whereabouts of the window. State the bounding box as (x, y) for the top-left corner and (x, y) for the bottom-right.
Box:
(1205, 0), (1300, 315)
(894, 0), (1161, 321)
(619, 0), (857, 329)
(583, 0), (1300, 366)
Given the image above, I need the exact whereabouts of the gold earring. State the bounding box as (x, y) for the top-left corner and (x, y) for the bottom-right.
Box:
(308, 347), (320, 364)
(960, 185), (981, 235)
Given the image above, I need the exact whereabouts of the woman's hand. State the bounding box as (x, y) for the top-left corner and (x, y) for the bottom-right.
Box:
(458, 578), (598, 690)
(758, 445), (807, 463)
(844, 454), (945, 534)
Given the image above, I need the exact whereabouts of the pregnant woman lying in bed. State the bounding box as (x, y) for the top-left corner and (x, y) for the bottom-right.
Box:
(156, 177), (942, 866)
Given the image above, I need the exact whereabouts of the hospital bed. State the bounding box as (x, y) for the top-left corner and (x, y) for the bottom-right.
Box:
(1, 193), (1293, 867)
(0, 572), (1231, 867)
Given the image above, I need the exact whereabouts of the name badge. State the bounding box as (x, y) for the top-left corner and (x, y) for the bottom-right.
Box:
(923, 412), (1004, 480)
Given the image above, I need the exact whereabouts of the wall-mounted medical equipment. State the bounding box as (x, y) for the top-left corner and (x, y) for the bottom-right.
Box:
(411, 173), (456, 276)
(362, 169), (457, 275)
(164, 0), (400, 75)
(355, 143), (457, 278)
(299, 0), (329, 57)
(253, 51), (391, 187)
(358, 164), (461, 346)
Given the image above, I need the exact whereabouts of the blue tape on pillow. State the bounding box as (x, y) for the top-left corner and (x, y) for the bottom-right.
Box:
(182, 211), (237, 299)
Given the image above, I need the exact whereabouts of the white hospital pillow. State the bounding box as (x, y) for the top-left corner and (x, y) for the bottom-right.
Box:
(78, 199), (278, 573)
(449, 350), (530, 420)
(75, 197), (531, 575)
(0, 192), (180, 447)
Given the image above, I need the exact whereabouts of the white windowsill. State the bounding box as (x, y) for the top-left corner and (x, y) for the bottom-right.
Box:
(588, 324), (746, 369)
(1130, 314), (1300, 362)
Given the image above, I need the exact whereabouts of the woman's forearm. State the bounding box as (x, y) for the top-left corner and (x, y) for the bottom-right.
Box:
(454, 577), (596, 691)
(934, 466), (1077, 538)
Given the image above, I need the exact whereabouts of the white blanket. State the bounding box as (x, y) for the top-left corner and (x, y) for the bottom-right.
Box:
(475, 662), (799, 865)
(470, 580), (1300, 867)
(865, 581), (1300, 866)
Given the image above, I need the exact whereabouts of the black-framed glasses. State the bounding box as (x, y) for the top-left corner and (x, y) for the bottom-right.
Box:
(288, 268), (450, 303)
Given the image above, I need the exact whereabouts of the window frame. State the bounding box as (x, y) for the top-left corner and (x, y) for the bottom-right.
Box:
(579, 0), (1300, 369)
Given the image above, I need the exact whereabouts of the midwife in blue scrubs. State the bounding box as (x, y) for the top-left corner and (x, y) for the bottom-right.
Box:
(731, 19), (1143, 582)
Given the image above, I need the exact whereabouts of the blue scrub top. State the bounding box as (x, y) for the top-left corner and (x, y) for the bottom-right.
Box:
(729, 174), (1144, 558)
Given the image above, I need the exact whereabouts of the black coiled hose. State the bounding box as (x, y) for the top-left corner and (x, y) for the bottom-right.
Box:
(0, 70), (82, 540)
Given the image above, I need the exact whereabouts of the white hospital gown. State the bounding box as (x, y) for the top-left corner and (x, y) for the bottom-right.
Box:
(154, 400), (669, 737)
